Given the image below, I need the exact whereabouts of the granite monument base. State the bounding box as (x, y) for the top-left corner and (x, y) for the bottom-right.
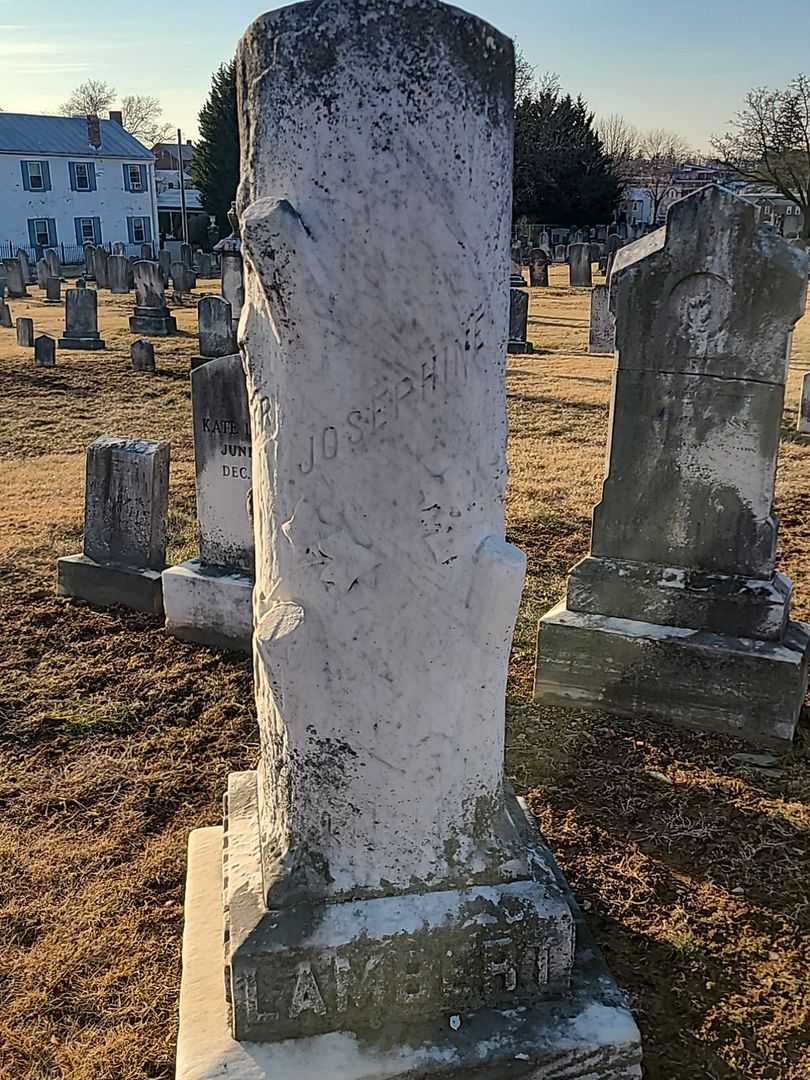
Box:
(58, 334), (106, 350)
(175, 775), (642, 1080)
(535, 601), (810, 747)
(57, 554), (163, 614)
(162, 559), (253, 652)
(130, 310), (177, 336)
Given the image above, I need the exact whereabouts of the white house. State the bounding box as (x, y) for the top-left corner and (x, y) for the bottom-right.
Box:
(0, 112), (158, 259)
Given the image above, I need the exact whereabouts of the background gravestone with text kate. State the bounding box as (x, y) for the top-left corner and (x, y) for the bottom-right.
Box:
(162, 352), (254, 651)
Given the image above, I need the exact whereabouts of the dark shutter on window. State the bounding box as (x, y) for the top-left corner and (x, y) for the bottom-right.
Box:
(126, 217), (134, 243)
(139, 165), (148, 192)
(143, 217), (153, 242)
(88, 163), (97, 192)
(123, 164), (131, 192)
(42, 163), (51, 192)
(69, 162), (77, 191)
(46, 219), (57, 246)
(93, 217), (102, 244)
(21, 162), (31, 191)
(27, 220), (37, 246)
(74, 218), (83, 245)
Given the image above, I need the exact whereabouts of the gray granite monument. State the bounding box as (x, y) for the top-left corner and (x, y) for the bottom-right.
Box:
(568, 242), (592, 287)
(57, 436), (170, 613)
(108, 254), (130, 294)
(535, 185), (810, 748)
(131, 339), (156, 372)
(508, 286), (533, 354)
(16, 317), (34, 347)
(174, 5), (642, 1080)
(44, 277), (61, 304)
(44, 248), (60, 280)
(162, 352), (254, 652)
(588, 284), (615, 354)
(3, 258), (28, 298)
(34, 335), (55, 367)
(83, 243), (96, 282)
(192, 294), (237, 369)
(129, 261), (177, 336)
(94, 247), (110, 289)
(59, 286), (106, 350)
(17, 248), (34, 286)
(0, 299), (12, 329)
(158, 249), (172, 285)
(36, 259), (49, 289)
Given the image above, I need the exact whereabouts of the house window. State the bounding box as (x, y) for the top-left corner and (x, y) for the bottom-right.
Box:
(127, 164), (144, 192)
(74, 163), (90, 191)
(32, 219), (52, 246)
(28, 162), (45, 190)
(129, 217), (148, 243)
(77, 218), (96, 242)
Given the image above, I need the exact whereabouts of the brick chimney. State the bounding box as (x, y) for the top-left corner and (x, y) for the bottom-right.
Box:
(87, 114), (102, 150)
(109, 110), (123, 126)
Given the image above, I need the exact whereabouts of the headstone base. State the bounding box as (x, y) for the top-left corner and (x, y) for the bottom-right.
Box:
(175, 777), (642, 1080)
(58, 335), (107, 350)
(130, 311), (178, 336)
(57, 554), (164, 614)
(507, 341), (534, 355)
(535, 601), (810, 747)
(162, 560), (253, 652)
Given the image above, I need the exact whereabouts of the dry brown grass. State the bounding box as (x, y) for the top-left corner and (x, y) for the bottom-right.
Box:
(0, 269), (808, 1078)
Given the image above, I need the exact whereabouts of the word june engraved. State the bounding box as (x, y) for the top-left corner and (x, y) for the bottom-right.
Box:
(202, 415), (252, 480)
(239, 928), (566, 1035)
(296, 308), (487, 477)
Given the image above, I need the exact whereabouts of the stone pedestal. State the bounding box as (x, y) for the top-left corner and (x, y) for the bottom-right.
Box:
(59, 287), (106, 350)
(130, 260), (177, 336)
(175, 3), (640, 1078)
(57, 436), (170, 613)
(535, 185), (810, 747)
(162, 561), (253, 651)
(16, 317), (34, 347)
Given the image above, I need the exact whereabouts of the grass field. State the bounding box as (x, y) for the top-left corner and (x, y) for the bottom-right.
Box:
(0, 267), (808, 1079)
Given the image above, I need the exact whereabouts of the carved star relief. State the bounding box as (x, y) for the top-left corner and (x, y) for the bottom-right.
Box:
(281, 499), (381, 592)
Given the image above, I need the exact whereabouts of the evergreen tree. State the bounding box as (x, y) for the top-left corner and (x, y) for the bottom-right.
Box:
(193, 61), (240, 239)
(513, 83), (620, 226)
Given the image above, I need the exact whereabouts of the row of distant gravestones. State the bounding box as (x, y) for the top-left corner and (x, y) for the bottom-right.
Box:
(0, 255), (242, 372)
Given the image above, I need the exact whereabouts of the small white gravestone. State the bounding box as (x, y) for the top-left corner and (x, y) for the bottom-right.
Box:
(174, 4), (642, 1080)
(162, 353), (254, 651)
(57, 436), (169, 612)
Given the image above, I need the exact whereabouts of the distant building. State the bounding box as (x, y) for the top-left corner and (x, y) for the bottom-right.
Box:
(739, 191), (805, 239)
(620, 162), (747, 231)
(0, 112), (157, 257)
(151, 140), (209, 244)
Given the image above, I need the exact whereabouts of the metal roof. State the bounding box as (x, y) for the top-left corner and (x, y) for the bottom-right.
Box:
(0, 113), (153, 160)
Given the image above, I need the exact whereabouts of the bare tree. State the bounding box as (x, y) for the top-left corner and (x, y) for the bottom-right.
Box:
(637, 128), (693, 223)
(513, 43), (559, 105)
(59, 79), (116, 118)
(121, 95), (172, 146)
(597, 113), (641, 179)
(712, 73), (810, 242)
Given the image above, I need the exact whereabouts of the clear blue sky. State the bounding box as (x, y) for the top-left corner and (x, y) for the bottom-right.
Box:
(2, 0), (809, 150)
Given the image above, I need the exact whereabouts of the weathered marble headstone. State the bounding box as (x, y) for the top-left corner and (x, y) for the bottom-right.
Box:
(158, 249), (172, 285)
(94, 247), (110, 289)
(554, 242), (567, 263)
(129, 261), (177, 336)
(171, 261), (194, 299)
(59, 286), (106, 350)
(180, 242), (193, 268)
(162, 352), (254, 651)
(529, 246), (550, 287)
(174, 6), (642, 1080)
(507, 286), (533, 353)
(196, 252), (214, 278)
(36, 259), (49, 289)
(16, 317), (34, 346)
(3, 258), (28, 298)
(536, 185), (810, 747)
(220, 250), (244, 324)
(83, 243), (96, 282)
(193, 294), (238, 368)
(44, 277), (61, 304)
(57, 436), (170, 613)
(588, 284), (615, 354)
(112, 241), (127, 256)
(798, 373), (810, 434)
(34, 335), (55, 367)
(108, 254), (130, 294)
(44, 248), (60, 280)
(17, 248), (35, 285)
(0, 299), (13, 329)
(568, 242), (592, 287)
(131, 339), (156, 372)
